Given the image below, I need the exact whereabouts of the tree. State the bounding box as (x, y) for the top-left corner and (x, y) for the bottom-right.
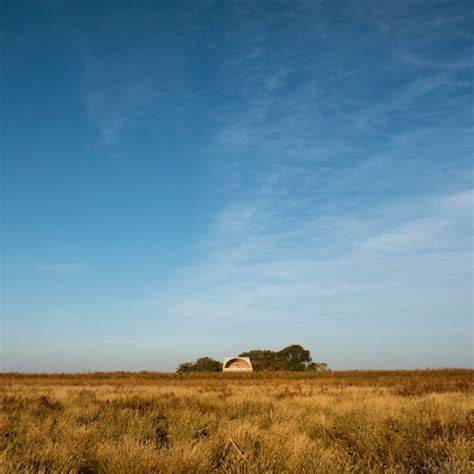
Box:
(277, 345), (312, 364)
(307, 362), (328, 371)
(194, 357), (222, 372)
(239, 344), (319, 371)
(238, 349), (277, 361)
(176, 362), (195, 373)
(176, 356), (222, 373)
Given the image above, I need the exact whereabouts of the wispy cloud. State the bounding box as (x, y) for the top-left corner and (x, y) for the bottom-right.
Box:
(72, 6), (196, 145)
(65, 1), (473, 335)
(149, 186), (472, 330)
(144, 2), (473, 334)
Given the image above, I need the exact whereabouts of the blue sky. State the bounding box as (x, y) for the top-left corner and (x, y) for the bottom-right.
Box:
(2, 0), (473, 372)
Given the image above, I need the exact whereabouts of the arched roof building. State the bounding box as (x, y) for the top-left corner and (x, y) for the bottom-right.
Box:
(222, 356), (253, 372)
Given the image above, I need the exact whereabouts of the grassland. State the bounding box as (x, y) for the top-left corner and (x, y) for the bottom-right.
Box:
(1, 369), (472, 473)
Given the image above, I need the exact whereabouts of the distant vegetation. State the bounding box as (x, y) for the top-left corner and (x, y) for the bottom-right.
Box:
(240, 344), (328, 371)
(176, 356), (222, 373)
(177, 344), (328, 372)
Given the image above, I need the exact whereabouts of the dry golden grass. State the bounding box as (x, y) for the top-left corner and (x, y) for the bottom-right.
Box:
(1, 370), (473, 473)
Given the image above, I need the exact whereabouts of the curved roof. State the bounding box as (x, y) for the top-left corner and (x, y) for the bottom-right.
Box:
(222, 356), (253, 371)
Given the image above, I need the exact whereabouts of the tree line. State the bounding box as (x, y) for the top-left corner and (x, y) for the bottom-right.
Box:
(176, 344), (328, 372)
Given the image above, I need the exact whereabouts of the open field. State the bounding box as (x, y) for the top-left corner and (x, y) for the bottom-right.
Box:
(1, 370), (473, 473)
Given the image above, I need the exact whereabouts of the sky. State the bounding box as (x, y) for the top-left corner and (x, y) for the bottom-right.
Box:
(1, 0), (473, 372)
